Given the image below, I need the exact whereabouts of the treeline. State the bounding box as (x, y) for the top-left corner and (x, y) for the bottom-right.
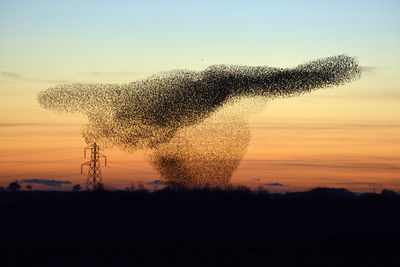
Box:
(1, 184), (400, 266)
(1, 181), (399, 201)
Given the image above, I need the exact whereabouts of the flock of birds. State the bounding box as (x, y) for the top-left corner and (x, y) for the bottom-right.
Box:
(38, 55), (361, 185)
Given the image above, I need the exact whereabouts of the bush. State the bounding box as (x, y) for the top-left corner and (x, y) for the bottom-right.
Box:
(7, 181), (21, 192)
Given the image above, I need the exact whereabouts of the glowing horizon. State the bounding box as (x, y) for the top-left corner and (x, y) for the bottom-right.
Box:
(1, 0), (399, 192)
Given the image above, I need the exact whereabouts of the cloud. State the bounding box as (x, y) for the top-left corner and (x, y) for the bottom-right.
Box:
(147, 180), (165, 185)
(0, 123), (80, 127)
(0, 71), (24, 79)
(360, 66), (376, 74)
(0, 71), (67, 83)
(19, 179), (72, 187)
(331, 182), (384, 188)
(77, 71), (152, 78)
(251, 121), (400, 131)
(242, 159), (400, 171)
(265, 183), (284, 187)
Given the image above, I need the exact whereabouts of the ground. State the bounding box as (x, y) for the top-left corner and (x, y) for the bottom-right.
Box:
(1, 188), (399, 266)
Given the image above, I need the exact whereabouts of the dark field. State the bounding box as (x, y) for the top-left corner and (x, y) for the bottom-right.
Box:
(1, 187), (400, 267)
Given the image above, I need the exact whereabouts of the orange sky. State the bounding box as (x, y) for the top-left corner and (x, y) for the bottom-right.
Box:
(0, 70), (399, 192)
(1, 0), (399, 192)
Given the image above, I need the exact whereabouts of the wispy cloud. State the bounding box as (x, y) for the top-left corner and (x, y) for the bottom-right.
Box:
(0, 71), (24, 79)
(251, 121), (400, 131)
(147, 180), (165, 185)
(0, 123), (81, 127)
(265, 182), (284, 187)
(240, 159), (400, 172)
(77, 71), (152, 77)
(360, 65), (377, 74)
(331, 182), (384, 188)
(1, 70), (158, 84)
(18, 179), (72, 187)
(0, 71), (68, 83)
(268, 162), (400, 170)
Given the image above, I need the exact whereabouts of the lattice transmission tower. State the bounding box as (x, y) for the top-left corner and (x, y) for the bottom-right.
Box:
(81, 142), (107, 190)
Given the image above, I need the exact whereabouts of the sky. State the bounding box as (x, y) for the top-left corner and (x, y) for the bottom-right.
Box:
(0, 0), (399, 192)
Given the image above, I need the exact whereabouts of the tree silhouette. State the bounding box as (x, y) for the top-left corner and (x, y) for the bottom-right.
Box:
(7, 181), (21, 192)
(257, 185), (269, 195)
(93, 183), (105, 191)
(26, 185), (32, 191)
(381, 189), (397, 199)
(126, 183), (136, 191)
(72, 184), (81, 192)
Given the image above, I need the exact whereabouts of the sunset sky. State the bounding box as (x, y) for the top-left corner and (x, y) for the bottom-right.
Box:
(1, 0), (399, 192)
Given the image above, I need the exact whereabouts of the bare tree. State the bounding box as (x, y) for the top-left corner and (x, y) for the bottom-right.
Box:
(257, 185), (269, 195)
(72, 184), (82, 192)
(126, 183), (136, 192)
(7, 181), (21, 192)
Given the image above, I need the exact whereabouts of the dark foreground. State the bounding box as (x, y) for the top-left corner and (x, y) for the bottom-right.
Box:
(1, 187), (400, 267)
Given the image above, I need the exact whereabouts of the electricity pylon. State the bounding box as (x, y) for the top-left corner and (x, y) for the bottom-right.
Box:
(81, 142), (107, 190)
